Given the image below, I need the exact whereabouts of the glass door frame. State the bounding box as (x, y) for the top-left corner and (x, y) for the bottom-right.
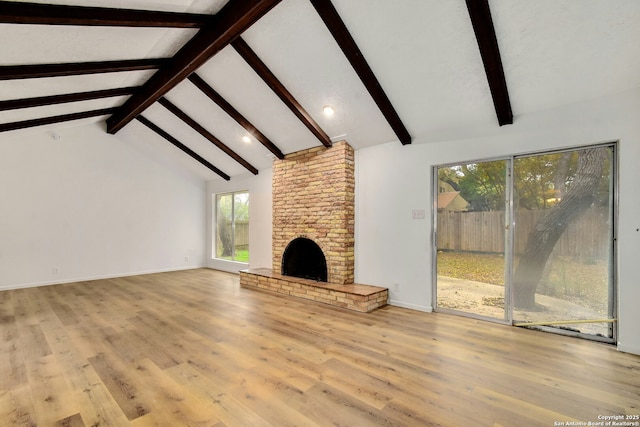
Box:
(508, 143), (617, 344)
(431, 142), (618, 343)
(431, 155), (514, 326)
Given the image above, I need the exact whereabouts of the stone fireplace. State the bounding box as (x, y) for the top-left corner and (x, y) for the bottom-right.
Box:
(272, 141), (354, 285)
(240, 141), (387, 312)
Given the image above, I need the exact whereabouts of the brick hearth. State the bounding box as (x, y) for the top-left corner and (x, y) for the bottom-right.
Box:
(240, 269), (388, 313)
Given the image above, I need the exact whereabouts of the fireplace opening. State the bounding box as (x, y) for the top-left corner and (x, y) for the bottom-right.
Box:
(281, 237), (327, 282)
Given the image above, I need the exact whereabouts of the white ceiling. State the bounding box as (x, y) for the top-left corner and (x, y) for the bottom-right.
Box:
(1, 0), (639, 181)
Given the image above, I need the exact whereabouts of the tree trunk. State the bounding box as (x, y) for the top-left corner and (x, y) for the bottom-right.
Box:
(217, 215), (233, 257)
(553, 152), (572, 200)
(513, 148), (608, 309)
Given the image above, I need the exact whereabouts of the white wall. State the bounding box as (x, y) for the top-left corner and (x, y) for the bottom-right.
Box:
(202, 89), (639, 355)
(355, 88), (640, 355)
(206, 169), (272, 274)
(0, 121), (207, 290)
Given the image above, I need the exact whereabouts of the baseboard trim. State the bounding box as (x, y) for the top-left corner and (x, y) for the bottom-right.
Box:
(617, 342), (640, 356)
(0, 265), (206, 291)
(206, 259), (249, 274)
(388, 300), (433, 313)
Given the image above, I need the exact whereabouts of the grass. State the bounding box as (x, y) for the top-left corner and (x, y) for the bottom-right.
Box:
(216, 249), (249, 263)
(437, 250), (609, 313)
(233, 249), (249, 263)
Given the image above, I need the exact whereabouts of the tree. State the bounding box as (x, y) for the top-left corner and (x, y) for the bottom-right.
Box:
(513, 154), (574, 210)
(439, 156), (582, 213)
(458, 161), (506, 211)
(512, 147), (609, 308)
(216, 192), (250, 259)
(438, 161), (506, 211)
(217, 195), (233, 257)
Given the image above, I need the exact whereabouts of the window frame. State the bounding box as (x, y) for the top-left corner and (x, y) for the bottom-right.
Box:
(213, 190), (249, 263)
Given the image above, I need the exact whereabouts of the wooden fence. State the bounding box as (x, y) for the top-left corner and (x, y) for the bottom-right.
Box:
(437, 207), (611, 260)
(234, 222), (249, 248)
(217, 222), (249, 248)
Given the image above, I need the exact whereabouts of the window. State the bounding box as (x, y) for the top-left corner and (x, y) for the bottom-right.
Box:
(214, 191), (249, 262)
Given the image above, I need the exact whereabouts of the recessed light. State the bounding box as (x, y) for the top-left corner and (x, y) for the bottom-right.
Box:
(242, 135), (251, 143)
(323, 105), (335, 117)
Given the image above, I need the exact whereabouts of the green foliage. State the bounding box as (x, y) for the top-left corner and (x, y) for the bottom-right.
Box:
(438, 150), (611, 212)
(438, 161), (506, 211)
(217, 191), (249, 221)
(216, 191), (250, 261)
(515, 155), (562, 209)
(460, 161), (506, 211)
(218, 248), (249, 263)
(233, 192), (249, 221)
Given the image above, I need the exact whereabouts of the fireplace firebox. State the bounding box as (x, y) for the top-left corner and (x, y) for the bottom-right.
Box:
(281, 237), (327, 282)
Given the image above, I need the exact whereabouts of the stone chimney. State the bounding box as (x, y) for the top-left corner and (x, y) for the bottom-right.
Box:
(271, 141), (355, 285)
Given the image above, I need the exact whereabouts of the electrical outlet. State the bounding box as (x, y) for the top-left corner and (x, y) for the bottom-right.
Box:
(184, 256), (190, 263)
(52, 267), (60, 275)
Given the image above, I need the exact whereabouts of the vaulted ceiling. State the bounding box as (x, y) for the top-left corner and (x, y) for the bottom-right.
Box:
(2, 0), (639, 181)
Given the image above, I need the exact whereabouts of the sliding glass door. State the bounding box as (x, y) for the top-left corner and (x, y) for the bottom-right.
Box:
(435, 159), (509, 321)
(434, 144), (616, 342)
(512, 146), (615, 340)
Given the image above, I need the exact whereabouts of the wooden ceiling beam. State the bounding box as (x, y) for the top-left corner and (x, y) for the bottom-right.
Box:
(0, 87), (138, 111)
(232, 37), (332, 148)
(188, 73), (284, 159)
(0, 59), (167, 80)
(465, 0), (513, 126)
(136, 116), (230, 180)
(106, 0), (282, 134)
(0, 1), (211, 28)
(157, 97), (259, 175)
(309, 0), (411, 145)
(0, 107), (116, 133)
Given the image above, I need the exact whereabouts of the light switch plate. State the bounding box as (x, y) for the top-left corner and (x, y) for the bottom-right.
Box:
(412, 209), (425, 219)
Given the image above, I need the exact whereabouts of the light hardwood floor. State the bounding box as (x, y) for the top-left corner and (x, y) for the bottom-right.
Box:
(1, 269), (638, 426)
